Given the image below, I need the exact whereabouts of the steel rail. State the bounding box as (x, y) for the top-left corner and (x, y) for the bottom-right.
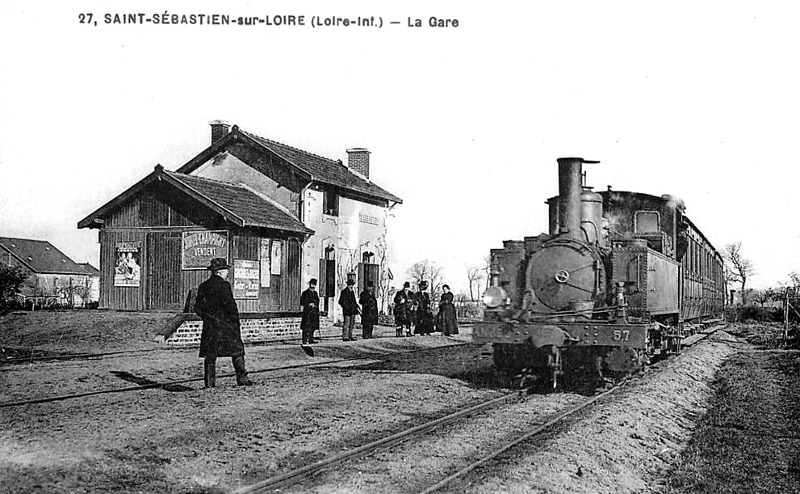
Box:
(232, 323), (728, 493)
(418, 323), (727, 493)
(1, 347), (161, 366)
(417, 383), (626, 494)
(230, 392), (523, 494)
(0, 330), (431, 366)
(0, 341), (470, 408)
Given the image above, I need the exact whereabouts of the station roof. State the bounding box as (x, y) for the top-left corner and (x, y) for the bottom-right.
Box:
(78, 166), (314, 235)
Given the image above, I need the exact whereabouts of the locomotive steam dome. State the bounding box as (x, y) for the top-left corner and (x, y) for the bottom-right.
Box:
(526, 239), (604, 312)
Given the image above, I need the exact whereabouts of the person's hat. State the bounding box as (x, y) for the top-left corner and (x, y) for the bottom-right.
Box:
(367, 281), (374, 288)
(346, 279), (355, 285)
(419, 280), (429, 289)
(207, 258), (231, 271)
(403, 281), (410, 288)
(442, 284), (450, 290)
(309, 278), (318, 286)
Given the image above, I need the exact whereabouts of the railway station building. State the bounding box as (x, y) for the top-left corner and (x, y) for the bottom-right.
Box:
(78, 121), (402, 343)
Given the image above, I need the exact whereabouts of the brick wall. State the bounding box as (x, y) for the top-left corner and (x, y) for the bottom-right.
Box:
(166, 316), (302, 347)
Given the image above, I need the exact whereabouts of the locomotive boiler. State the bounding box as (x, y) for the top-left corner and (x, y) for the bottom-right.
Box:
(474, 158), (724, 386)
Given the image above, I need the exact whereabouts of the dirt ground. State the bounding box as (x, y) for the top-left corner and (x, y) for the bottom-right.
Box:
(2, 311), (797, 493)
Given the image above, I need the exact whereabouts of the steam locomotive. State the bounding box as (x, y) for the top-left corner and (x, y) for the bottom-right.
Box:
(474, 158), (724, 386)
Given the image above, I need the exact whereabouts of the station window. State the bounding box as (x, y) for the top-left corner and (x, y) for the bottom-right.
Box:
(322, 187), (339, 216)
(634, 211), (660, 233)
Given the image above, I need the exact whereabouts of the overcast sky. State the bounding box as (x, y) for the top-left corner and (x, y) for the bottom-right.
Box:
(1, 1), (799, 294)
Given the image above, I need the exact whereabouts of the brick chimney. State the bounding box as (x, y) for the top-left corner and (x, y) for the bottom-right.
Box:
(210, 120), (231, 144)
(346, 148), (371, 179)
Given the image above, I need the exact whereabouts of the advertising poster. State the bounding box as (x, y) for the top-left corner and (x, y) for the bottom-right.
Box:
(182, 231), (228, 270)
(114, 241), (141, 287)
(259, 238), (271, 287)
(233, 259), (260, 299)
(270, 240), (282, 275)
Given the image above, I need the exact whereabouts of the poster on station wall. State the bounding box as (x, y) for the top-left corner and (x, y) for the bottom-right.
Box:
(270, 240), (282, 275)
(114, 241), (141, 287)
(233, 260), (260, 299)
(181, 231), (228, 270)
(259, 238), (271, 287)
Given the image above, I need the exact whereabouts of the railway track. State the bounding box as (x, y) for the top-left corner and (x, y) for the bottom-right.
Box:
(0, 332), (414, 366)
(0, 341), (470, 408)
(232, 323), (726, 494)
(232, 383), (626, 494)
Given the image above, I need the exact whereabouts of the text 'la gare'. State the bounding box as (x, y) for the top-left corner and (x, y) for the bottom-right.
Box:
(409, 17), (459, 28)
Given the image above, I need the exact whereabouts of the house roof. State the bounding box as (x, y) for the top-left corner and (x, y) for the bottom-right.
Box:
(0, 237), (89, 275)
(177, 125), (403, 205)
(78, 166), (314, 236)
(79, 262), (100, 276)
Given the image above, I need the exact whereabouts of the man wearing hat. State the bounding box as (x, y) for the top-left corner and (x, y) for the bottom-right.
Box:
(300, 278), (320, 344)
(414, 280), (434, 335)
(338, 278), (361, 341)
(193, 257), (253, 388)
(359, 281), (379, 339)
(393, 281), (415, 337)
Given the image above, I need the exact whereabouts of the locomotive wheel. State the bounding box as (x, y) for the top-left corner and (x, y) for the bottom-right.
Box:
(605, 347), (639, 373)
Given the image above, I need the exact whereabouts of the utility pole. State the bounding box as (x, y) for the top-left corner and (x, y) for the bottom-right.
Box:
(784, 288), (790, 346)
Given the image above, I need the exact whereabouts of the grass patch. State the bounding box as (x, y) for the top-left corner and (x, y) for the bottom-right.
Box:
(664, 349), (800, 493)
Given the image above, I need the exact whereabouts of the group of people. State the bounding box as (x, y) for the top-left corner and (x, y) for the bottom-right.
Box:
(299, 278), (380, 343)
(300, 277), (459, 342)
(392, 281), (459, 337)
(193, 256), (460, 388)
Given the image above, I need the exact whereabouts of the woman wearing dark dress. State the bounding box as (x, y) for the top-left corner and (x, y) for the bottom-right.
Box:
(414, 280), (434, 335)
(435, 284), (459, 336)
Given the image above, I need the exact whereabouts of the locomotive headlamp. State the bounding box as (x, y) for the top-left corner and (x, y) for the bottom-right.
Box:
(483, 286), (507, 308)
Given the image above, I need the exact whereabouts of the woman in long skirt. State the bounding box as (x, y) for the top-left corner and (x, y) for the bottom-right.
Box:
(435, 284), (459, 336)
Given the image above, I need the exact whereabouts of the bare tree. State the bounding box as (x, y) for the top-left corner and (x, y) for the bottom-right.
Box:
(336, 247), (360, 292)
(406, 260), (444, 298)
(788, 271), (800, 291)
(375, 235), (392, 314)
(752, 288), (775, 307)
(466, 265), (485, 302)
(723, 242), (755, 306)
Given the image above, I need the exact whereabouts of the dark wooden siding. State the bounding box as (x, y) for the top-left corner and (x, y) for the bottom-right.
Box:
(99, 229), (146, 310)
(283, 238), (301, 310)
(98, 189), (303, 313)
(146, 232), (183, 310)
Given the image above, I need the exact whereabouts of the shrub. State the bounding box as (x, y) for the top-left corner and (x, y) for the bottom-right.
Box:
(0, 264), (29, 308)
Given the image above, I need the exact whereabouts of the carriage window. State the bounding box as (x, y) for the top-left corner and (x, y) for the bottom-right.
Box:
(634, 211), (660, 233)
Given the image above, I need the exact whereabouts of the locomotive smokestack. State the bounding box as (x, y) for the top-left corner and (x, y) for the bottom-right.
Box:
(557, 157), (599, 240)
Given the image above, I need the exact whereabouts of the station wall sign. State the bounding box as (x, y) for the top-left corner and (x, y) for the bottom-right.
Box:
(233, 259), (260, 299)
(182, 231), (229, 270)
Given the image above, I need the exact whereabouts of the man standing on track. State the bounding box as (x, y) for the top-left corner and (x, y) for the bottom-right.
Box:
(338, 279), (360, 341)
(300, 278), (320, 345)
(194, 257), (254, 388)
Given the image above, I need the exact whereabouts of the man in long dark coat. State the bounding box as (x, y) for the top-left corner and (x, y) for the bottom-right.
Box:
(393, 282), (415, 337)
(359, 281), (379, 339)
(414, 280), (434, 335)
(300, 278), (320, 344)
(338, 279), (360, 341)
(194, 258), (253, 388)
